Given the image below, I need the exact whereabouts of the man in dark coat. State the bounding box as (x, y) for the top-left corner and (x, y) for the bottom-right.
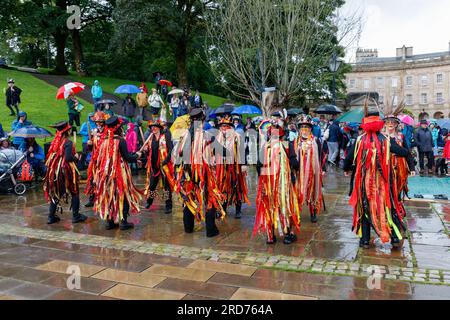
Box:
(414, 120), (434, 174)
(5, 79), (22, 116)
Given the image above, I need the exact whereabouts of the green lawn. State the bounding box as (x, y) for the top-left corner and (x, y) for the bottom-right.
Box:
(0, 68), (92, 150)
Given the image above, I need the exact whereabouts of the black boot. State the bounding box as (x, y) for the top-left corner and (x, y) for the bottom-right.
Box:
(47, 202), (61, 224)
(266, 235), (277, 245)
(235, 202), (242, 219)
(205, 209), (219, 238)
(183, 206), (194, 233)
(359, 238), (370, 249)
(85, 194), (95, 208)
(310, 210), (318, 223)
(120, 215), (134, 230)
(105, 218), (119, 230)
(71, 195), (87, 223)
(360, 215), (371, 249)
(145, 198), (153, 209)
(391, 236), (401, 248)
(164, 200), (172, 214)
(283, 233), (297, 245)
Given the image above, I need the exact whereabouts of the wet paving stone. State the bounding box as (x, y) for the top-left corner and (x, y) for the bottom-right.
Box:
(410, 232), (450, 247)
(7, 282), (60, 300)
(305, 241), (359, 261)
(413, 244), (450, 270)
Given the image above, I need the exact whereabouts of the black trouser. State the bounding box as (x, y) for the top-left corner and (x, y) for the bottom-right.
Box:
(68, 113), (81, 129)
(7, 103), (19, 115)
(361, 213), (371, 242)
(183, 206), (218, 237)
(419, 151), (434, 170)
(49, 193), (80, 218)
(223, 201), (241, 214)
(79, 143), (88, 169)
(147, 173), (172, 207)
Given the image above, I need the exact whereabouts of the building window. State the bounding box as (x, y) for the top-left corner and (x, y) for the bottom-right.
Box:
(436, 92), (444, 104)
(406, 94), (413, 105)
(391, 78), (398, 88)
(349, 79), (356, 89)
(377, 77), (384, 88)
(364, 79), (370, 90)
(436, 73), (444, 85)
(421, 75), (428, 86)
(391, 95), (398, 106)
(406, 76), (413, 87)
(378, 95), (384, 104)
(421, 93), (428, 105)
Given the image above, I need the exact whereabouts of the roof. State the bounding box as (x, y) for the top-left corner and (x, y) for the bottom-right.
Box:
(355, 51), (450, 67)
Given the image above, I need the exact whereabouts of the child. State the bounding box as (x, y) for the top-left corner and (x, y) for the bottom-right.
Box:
(125, 122), (138, 175)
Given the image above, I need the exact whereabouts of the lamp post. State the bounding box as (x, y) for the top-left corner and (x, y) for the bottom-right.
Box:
(329, 52), (343, 106)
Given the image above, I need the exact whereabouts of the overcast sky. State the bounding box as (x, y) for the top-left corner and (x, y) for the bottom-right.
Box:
(342, 0), (450, 61)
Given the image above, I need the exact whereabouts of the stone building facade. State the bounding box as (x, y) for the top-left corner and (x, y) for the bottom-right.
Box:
(345, 45), (450, 120)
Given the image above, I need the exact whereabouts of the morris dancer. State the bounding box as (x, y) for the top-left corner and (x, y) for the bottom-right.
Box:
(144, 119), (175, 214)
(174, 108), (225, 237)
(44, 121), (87, 224)
(85, 111), (109, 207)
(253, 111), (300, 245)
(344, 105), (409, 249)
(94, 116), (143, 230)
(291, 115), (324, 223)
(383, 101), (415, 245)
(214, 115), (250, 219)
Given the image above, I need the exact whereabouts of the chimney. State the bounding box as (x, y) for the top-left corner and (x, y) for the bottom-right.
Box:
(396, 46), (413, 59)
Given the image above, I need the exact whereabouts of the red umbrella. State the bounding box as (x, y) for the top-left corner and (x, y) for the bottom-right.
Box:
(159, 79), (172, 87)
(56, 82), (85, 100)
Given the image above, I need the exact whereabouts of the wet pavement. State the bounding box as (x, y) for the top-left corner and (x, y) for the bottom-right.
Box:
(0, 167), (449, 300)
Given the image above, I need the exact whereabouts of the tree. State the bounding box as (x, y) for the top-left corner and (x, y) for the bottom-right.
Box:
(205, 0), (362, 115)
(113, 0), (213, 87)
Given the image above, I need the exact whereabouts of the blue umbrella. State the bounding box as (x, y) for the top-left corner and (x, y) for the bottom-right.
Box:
(9, 125), (53, 138)
(232, 105), (262, 115)
(437, 119), (450, 130)
(114, 85), (141, 94)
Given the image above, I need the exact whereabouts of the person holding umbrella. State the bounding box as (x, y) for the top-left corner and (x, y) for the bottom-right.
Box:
(67, 93), (82, 134)
(11, 111), (32, 149)
(122, 94), (137, 123)
(44, 121), (87, 225)
(5, 79), (22, 116)
(136, 83), (149, 118)
(19, 137), (46, 178)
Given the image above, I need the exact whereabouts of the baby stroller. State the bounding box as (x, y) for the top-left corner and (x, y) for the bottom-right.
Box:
(0, 149), (27, 195)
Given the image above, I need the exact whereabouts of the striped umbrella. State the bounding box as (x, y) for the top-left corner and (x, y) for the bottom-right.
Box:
(56, 82), (86, 100)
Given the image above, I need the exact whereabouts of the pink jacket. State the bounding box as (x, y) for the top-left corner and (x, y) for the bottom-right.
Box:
(125, 123), (138, 153)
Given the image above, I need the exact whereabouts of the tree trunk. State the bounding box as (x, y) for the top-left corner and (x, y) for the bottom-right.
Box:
(52, 31), (69, 75)
(175, 40), (188, 87)
(72, 29), (87, 76)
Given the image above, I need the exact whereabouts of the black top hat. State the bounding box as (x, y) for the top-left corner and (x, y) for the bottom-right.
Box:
(105, 115), (123, 129)
(7, 79), (14, 84)
(190, 108), (205, 120)
(420, 119), (428, 125)
(49, 121), (71, 132)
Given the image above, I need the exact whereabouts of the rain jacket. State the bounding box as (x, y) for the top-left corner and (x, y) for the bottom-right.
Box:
(19, 140), (45, 167)
(91, 80), (103, 99)
(414, 127), (433, 153)
(11, 112), (32, 146)
(79, 117), (97, 144)
(125, 123), (138, 153)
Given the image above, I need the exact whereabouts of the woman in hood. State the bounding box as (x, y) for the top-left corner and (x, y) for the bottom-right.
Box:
(11, 111), (32, 148)
(91, 80), (103, 111)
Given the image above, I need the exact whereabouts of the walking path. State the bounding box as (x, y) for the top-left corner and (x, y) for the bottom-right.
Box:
(0, 169), (449, 300)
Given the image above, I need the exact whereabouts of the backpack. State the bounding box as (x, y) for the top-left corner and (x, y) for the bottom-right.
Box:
(17, 159), (34, 182)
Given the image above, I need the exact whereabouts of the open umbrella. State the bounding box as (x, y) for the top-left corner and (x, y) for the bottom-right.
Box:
(9, 125), (53, 138)
(437, 119), (450, 130)
(336, 108), (384, 123)
(286, 108), (305, 116)
(211, 104), (235, 117)
(159, 79), (172, 87)
(398, 115), (415, 127)
(168, 89), (184, 95)
(315, 104), (342, 115)
(114, 85), (141, 94)
(97, 99), (117, 105)
(170, 115), (190, 140)
(56, 82), (85, 100)
(232, 105), (262, 115)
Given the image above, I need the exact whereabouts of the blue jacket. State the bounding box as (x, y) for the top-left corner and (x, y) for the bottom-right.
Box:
(11, 112), (32, 146)
(327, 122), (342, 143)
(312, 125), (321, 138)
(401, 124), (415, 149)
(79, 119), (96, 144)
(91, 80), (103, 99)
(19, 141), (44, 167)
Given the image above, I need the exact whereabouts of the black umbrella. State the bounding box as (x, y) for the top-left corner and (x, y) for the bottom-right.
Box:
(211, 104), (235, 116)
(314, 104), (342, 115)
(287, 108), (305, 116)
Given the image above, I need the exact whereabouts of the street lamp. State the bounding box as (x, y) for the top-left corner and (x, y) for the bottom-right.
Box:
(329, 52), (343, 106)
